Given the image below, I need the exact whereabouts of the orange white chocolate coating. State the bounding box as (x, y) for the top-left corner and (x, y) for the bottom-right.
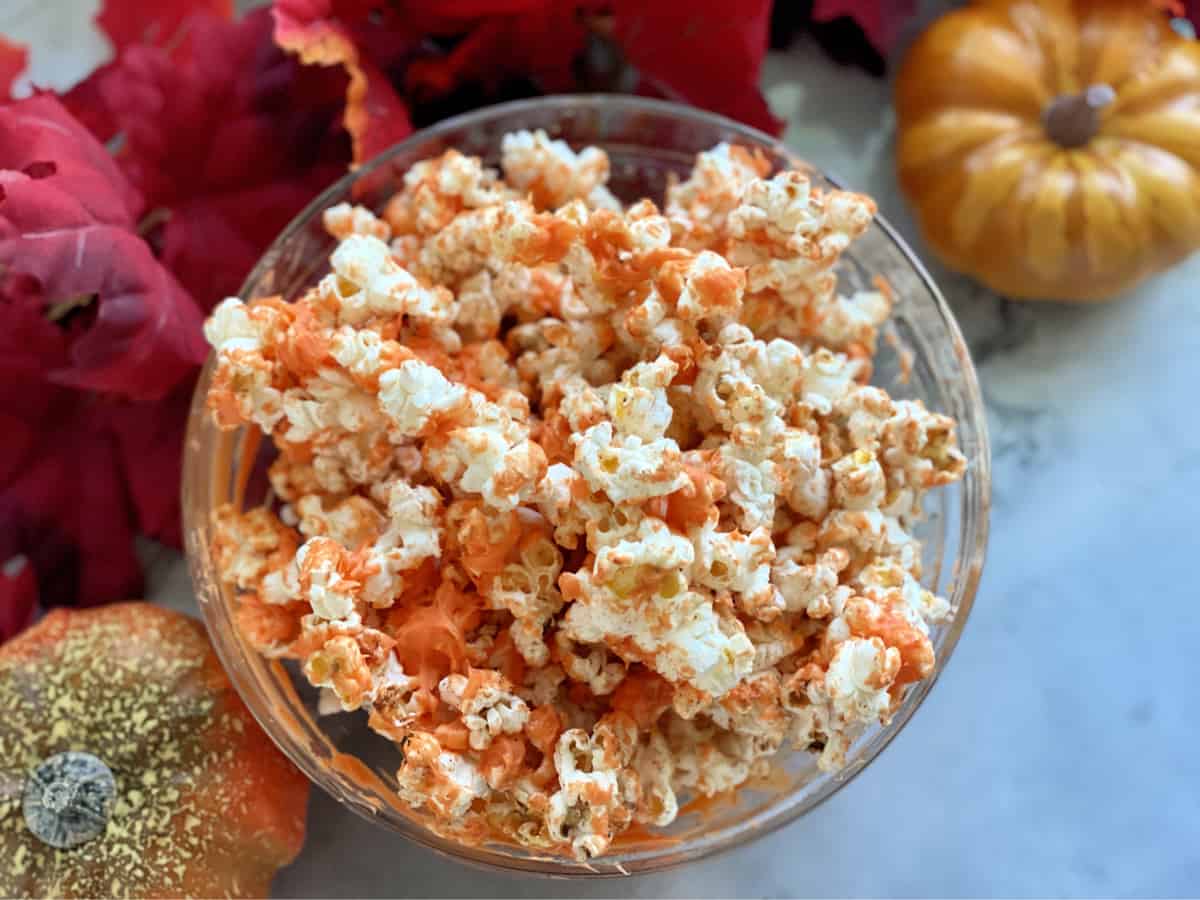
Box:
(205, 133), (966, 860)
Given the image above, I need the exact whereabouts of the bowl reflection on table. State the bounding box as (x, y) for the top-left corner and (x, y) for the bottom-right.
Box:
(183, 95), (990, 877)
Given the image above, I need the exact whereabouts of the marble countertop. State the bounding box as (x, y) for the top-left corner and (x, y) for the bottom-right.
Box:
(8, 2), (1199, 895)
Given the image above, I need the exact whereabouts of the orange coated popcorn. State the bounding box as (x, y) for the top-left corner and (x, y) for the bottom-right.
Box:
(205, 134), (967, 860)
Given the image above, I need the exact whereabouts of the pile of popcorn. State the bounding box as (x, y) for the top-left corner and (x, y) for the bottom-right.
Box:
(205, 131), (967, 860)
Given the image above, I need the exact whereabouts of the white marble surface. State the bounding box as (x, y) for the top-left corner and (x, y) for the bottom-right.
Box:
(9, 2), (1200, 895)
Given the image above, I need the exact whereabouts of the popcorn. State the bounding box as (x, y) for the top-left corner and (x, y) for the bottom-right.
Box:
(358, 481), (443, 606)
(304, 634), (375, 710)
(439, 671), (530, 750)
(323, 202), (391, 241)
(665, 715), (762, 797)
(593, 516), (695, 583)
(294, 494), (384, 547)
(295, 537), (361, 623)
(631, 729), (678, 826)
(573, 422), (689, 505)
(204, 297), (260, 353)
(561, 571), (754, 697)
(675, 250), (745, 321)
(486, 536), (564, 667)
(546, 718), (638, 859)
(690, 521), (777, 620)
(832, 448), (886, 511)
(555, 632), (628, 696)
(424, 394), (547, 511)
(280, 372), (377, 443)
(395, 731), (490, 820)
(211, 505), (299, 594)
(501, 129), (611, 210)
(773, 548), (850, 618)
(378, 360), (466, 436)
(706, 670), (790, 750)
(666, 142), (770, 250)
(607, 355), (678, 441)
(326, 234), (455, 326)
(206, 138), (967, 860)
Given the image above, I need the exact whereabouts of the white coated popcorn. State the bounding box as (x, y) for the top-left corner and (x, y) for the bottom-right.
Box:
(666, 142), (766, 248)
(773, 549), (849, 618)
(204, 297), (259, 352)
(675, 250), (744, 321)
(280, 373), (377, 444)
(607, 355), (678, 441)
(378, 360), (466, 436)
(727, 170), (820, 243)
(562, 572), (754, 697)
(573, 422), (689, 505)
(323, 202), (392, 241)
(439, 673), (530, 750)
(690, 521), (777, 620)
(666, 715), (762, 797)
(632, 729), (678, 827)
(327, 233), (454, 325)
(295, 538), (359, 623)
(594, 516), (694, 584)
(832, 448), (886, 511)
(555, 632), (628, 696)
(206, 136), (967, 860)
(501, 129), (610, 209)
(359, 481), (443, 606)
(424, 394), (546, 511)
(546, 720), (637, 859)
(395, 732), (490, 820)
(824, 637), (899, 726)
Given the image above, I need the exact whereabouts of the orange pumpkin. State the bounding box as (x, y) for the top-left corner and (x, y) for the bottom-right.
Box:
(0, 603), (309, 898)
(895, 0), (1200, 301)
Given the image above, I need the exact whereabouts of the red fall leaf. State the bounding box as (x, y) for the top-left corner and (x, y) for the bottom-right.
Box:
(96, 0), (235, 53)
(272, 0), (413, 165)
(79, 9), (352, 309)
(0, 551), (37, 643)
(612, 0), (782, 135)
(0, 96), (205, 399)
(0, 36), (26, 100)
(0, 378), (143, 620)
(271, 0), (783, 153)
(0, 94), (210, 625)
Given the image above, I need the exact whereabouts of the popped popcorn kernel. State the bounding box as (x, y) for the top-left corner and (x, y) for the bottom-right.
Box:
(205, 134), (966, 860)
(501, 129), (611, 210)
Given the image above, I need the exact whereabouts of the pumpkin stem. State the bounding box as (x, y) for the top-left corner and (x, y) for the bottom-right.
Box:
(1042, 84), (1116, 148)
(23, 751), (116, 849)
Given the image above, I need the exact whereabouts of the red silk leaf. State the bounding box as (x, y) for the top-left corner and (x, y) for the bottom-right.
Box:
(95, 0), (235, 53)
(79, 10), (351, 308)
(0, 36), (27, 100)
(0, 380), (143, 621)
(273, 0), (412, 164)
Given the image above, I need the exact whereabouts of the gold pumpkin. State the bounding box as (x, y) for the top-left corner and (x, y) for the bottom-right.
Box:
(895, 0), (1200, 301)
(0, 604), (309, 898)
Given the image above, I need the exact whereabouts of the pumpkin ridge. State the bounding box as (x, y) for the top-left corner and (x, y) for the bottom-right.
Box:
(1104, 139), (1200, 248)
(898, 112), (1037, 175)
(1106, 33), (1200, 109)
(1073, 152), (1135, 278)
(1007, 1), (1079, 95)
(895, 10), (1051, 120)
(1102, 127), (1200, 170)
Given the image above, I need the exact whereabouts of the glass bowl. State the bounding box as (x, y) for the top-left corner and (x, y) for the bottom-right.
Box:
(183, 95), (990, 876)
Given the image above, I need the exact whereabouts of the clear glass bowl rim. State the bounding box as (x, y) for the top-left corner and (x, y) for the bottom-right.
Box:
(183, 93), (991, 878)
